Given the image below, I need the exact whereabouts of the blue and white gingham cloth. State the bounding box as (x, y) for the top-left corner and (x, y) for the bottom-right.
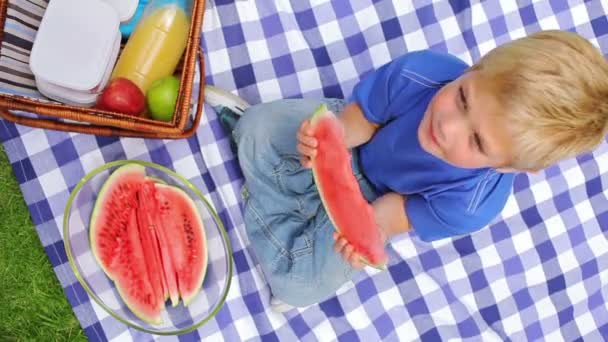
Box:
(2, 0), (608, 340)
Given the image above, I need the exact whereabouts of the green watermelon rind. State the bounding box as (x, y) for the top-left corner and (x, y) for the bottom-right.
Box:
(154, 183), (209, 307)
(115, 281), (162, 325)
(63, 160), (234, 335)
(309, 104), (387, 271)
(146, 176), (167, 185)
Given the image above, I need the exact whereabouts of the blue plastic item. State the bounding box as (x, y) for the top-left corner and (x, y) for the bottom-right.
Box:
(119, 0), (149, 38)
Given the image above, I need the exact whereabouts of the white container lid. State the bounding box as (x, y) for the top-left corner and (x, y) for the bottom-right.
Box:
(35, 31), (121, 107)
(37, 77), (99, 107)
(101, 0), (139, 23)
(30, 0), (120, 91)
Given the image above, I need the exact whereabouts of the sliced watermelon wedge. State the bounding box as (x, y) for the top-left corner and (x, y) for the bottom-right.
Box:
(310, 104), (388, 269)
(155, 184), (208, 306)
(136, 182), (174, 305)
(90, 163), (145, 280)
(139, 181), (180, 307)
(115, 207), (164, 324)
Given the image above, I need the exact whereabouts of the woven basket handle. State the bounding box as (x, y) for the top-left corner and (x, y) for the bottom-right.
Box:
(0, 47), (206, 139)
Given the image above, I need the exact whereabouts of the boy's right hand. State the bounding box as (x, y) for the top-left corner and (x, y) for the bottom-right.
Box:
(333, 232), (365, 269)
(297, 119), (317, 168)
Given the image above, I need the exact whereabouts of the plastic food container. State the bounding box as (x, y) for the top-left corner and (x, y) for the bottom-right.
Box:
(29, 0), (121, 106)
(102, 0), (140, 23)
(35, 32), (121, 107)
(120, 0), (149, 38)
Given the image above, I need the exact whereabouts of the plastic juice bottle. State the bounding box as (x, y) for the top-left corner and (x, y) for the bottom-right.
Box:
(111, 0), (192, 94)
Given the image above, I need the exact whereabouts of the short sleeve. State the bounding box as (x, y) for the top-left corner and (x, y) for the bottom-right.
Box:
(405, 183), (511, 242)
(350, 50), (469, 125)
(350, 56), (414, 124)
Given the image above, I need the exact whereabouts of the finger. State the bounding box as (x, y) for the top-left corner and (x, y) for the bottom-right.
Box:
(296, 143), (305, 155)
(301, 119), (313, 135)
(299, 120), (313, 137)
(300, 157), (312, 168)
(297, 144), (315, 160)
(345, 247), (364, 269)
(350, 256), (364, 269)
(297, 143), (317, 158)
(334, 236), (348, 253)
(297, 132), (317, 149)
(336, 237), (349, 253)
(343, 244), (354, 261)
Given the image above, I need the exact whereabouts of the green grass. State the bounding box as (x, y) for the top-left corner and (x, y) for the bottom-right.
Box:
(0, 145), (86, 341)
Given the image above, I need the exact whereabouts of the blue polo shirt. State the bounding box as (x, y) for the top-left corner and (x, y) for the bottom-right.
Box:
(350, 50), (515, 242)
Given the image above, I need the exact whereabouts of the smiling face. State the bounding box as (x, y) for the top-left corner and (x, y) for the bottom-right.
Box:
(417, 70), (514, 170)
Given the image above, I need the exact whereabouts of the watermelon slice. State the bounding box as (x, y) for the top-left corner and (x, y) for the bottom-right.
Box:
(115, 207), (164, 324)
(136, 182), (173, 305)
(89, 164), (165, 324)
(139, 181), (180, 307)
(89, 163), (209, 324)
(310, 105), (388, 269)
(155, 184), (208, 306)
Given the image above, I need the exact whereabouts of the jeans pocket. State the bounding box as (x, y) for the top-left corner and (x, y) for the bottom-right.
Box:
(273, 155), (314, 192)
(243, 194), (313, 262)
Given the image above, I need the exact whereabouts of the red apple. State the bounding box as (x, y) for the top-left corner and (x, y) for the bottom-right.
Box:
(96, 77), (146, 116)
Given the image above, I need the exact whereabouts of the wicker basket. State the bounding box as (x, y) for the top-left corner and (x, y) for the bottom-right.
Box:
(0, 0), (205, 139)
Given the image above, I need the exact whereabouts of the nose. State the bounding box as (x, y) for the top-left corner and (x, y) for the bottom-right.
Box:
(439, 113), (466, 148)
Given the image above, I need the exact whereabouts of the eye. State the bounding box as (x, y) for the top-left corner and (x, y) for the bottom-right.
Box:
(459, 86), (468, 111)
(472, 133), (484, 153)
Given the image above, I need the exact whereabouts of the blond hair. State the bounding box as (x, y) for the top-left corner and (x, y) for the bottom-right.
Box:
(471, 30), (608, 171)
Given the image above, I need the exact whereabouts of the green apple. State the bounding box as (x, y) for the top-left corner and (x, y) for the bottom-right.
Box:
(146, 76), (180, 122)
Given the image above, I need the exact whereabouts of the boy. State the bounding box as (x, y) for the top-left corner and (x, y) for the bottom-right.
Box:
(204, 30), (608, 312)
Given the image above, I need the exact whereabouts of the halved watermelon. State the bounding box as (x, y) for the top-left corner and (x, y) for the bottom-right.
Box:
(89, 163), (210, 324)
(310, 105), (388, 269)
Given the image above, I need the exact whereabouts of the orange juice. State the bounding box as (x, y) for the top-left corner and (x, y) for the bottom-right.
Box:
(111, 3), (191, 94)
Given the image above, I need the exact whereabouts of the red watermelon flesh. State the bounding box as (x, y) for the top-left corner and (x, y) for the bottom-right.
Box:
(310, 105), (388, 268)
(138, 179), (179, 306)
(155, 184), (208, 306)
(139, 181), (180, 307)
(115, 207), (164, 324)
(137, 187), (168, 308)
(90, 164), (145, 279)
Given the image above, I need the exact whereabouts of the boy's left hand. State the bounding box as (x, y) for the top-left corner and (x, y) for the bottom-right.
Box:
(332, 232), (365, 269)
(297, 119), (318, 168)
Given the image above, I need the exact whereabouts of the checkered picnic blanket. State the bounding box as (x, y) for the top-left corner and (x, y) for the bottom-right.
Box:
(1, 0), (608, 340)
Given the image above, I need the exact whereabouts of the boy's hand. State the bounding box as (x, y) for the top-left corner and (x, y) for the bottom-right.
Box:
(332, 232), (365, 269)
(297, 119), (317, 168)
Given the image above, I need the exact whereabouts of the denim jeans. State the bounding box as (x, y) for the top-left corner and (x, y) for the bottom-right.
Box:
(232, 98), (379, 307)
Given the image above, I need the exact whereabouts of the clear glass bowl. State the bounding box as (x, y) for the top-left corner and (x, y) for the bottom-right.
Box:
(63, 160), (233, 335)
